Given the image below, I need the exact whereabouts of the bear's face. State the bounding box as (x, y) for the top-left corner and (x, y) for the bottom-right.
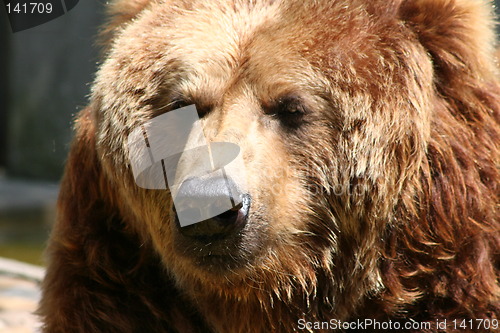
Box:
(93, 0), (433, 289)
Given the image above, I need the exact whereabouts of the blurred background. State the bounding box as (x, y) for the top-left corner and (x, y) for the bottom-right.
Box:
(1, 1), (104, 267)
(0, 0), (500, 268)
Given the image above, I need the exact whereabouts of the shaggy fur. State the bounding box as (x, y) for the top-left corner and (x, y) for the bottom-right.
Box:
(39, 0), (499, 332)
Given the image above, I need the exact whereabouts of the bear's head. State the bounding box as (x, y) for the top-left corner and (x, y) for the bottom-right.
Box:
(41, 1), (499, 332)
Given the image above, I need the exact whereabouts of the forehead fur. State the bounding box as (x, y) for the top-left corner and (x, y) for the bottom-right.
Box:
(95, 0), (435, 145)
(98, 0), (420, 104)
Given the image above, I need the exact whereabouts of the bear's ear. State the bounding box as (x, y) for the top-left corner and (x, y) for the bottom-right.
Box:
(400, 0), (498, 80)
(100, 0), (155, 46)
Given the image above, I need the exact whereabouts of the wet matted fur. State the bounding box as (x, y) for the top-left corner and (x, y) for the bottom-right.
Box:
(39, 0), (499, 332)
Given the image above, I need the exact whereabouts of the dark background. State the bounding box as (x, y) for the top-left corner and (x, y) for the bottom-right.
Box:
(0, 1), (104, 180)
(0, 1), (104, 265)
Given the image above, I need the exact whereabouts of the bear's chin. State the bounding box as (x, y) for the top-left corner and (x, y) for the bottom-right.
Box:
(170, 224), (269, 275)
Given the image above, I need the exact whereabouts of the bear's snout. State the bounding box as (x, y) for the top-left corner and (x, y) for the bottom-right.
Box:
(174, 175), (251, 242)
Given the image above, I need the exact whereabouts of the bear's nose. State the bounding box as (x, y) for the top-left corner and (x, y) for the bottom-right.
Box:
(173, 176), (250, 241)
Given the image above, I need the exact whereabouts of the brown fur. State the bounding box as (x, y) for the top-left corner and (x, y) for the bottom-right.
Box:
(39, 0), (499, 332)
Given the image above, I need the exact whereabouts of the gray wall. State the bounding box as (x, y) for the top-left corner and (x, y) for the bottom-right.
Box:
(2, 1), (103, 180)
(0, 14), (9, 169)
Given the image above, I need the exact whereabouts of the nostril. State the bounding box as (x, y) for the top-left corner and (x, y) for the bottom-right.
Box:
(176, 194), (251, 241)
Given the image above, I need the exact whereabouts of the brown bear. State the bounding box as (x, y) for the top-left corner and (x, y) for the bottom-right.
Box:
(38, 0), (499, 332)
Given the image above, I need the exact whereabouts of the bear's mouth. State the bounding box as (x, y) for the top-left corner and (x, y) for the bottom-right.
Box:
(172, 195), (253, 270)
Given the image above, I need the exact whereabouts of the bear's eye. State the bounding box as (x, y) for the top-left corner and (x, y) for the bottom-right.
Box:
(272, 95), (306, 128)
